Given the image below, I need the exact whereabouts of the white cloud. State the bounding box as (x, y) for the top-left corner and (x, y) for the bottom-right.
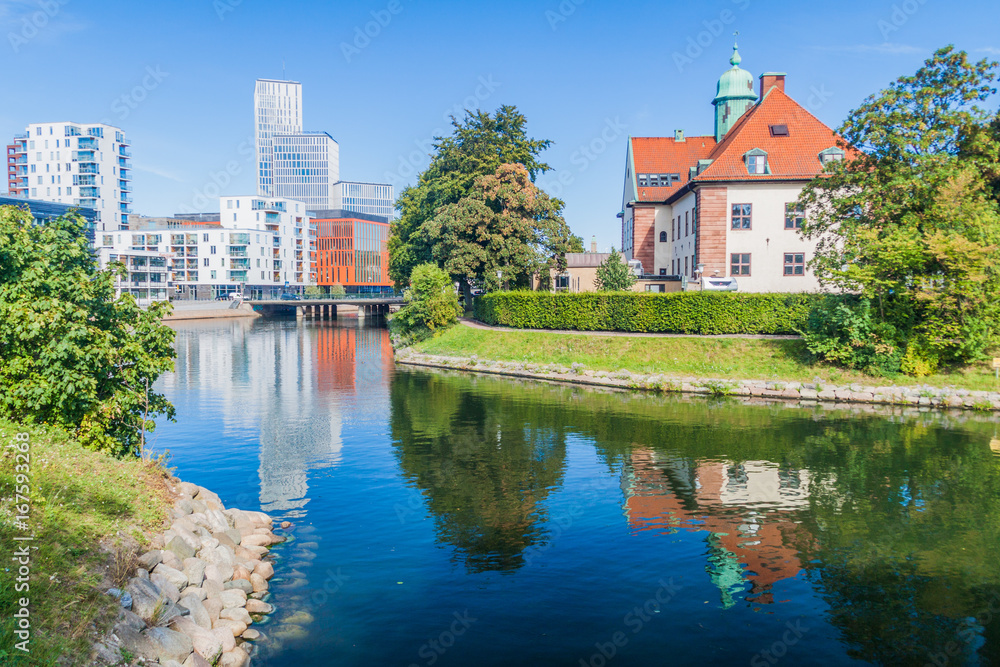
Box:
(976, 47), (1000, 56)
(135, 164), (184, 183)
(815, 43), (924, 56)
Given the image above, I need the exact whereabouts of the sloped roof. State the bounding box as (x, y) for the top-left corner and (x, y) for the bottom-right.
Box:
(630, 136), (716, 202)
(696, 86), (851, 182)
(565, 252), (610, 268)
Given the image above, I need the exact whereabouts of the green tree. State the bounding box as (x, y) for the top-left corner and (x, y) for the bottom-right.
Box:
(415, 163), (576, 301)
(594, 248), (636, 291)
(0, 206), (176, 456)
(799, 46), (1000, 366)
(389, 106), (556, 286)
(389, 262), (462, 345)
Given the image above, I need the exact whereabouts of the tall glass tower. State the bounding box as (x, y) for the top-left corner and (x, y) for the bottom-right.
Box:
(272, 131), (340, 210)
(254, 79), (303, 196)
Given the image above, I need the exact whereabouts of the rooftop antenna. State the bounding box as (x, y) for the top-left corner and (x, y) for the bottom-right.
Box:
(282, 60), (286, 80)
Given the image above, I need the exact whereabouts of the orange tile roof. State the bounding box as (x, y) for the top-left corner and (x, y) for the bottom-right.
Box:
(696, 87), (852, 182)
(630, 136), (716, 202)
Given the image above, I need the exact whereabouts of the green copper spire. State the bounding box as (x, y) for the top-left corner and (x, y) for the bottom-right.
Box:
(713, 38), (757, 142)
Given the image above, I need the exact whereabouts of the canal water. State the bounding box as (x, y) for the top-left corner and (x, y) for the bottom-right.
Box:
(155, 318), (1000, 666)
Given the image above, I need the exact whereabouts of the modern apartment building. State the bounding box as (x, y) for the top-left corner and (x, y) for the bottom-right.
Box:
(272, 131), (340, 209)
(96, 195), (316, 300)
(7, 122), (131, 231)
(0, 194), (98, 245)
(330, 181), (395, 220)
(254, 79), (303, 197)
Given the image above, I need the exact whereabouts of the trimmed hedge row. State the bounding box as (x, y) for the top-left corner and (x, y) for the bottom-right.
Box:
(473, 291), (818, 335)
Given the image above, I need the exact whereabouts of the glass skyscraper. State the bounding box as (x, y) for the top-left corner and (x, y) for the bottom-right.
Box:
(272, 131), (340, 210)
(254, 79), (302, 197)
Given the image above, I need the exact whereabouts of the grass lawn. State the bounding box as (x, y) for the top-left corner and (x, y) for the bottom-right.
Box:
(0, 419), (173, 665)
(412, 324), (1000, 392)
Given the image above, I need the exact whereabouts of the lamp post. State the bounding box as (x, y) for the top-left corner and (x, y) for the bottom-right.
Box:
(695, 263), (705, 291)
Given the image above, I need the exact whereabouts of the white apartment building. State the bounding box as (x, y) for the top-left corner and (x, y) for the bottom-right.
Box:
(272, 131), (340, 210)
(96, 247), (169, 306)
(330, 181), (395, 220)
(8, 122), (131, 231)
(254, 79), (303, 197)
(97, 195), (316, 300)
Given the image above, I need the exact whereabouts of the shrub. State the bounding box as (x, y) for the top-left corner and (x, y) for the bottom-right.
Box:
(801, 297), (904, 377)
(474, 291), (816, 335)
(595, 249), (636, 291)
(329, 284), (346, 297)
(389, 263), (462, 346)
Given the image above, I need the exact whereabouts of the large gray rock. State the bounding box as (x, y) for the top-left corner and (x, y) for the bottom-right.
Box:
(145, 626), (194, 664)
(166, 535), (197, 561)
(203, 597), (223, 622)
(184, 650), (213, 667)
(220, 606), (252, 625)
(150, 573), (181, 603)
(219, 646), (250, 667)
(224, 579), (253, 595)
(138, 550), (163, 571)
(179, 593), (212, 630)
(127, 577), (185, 626)
(204, 562), (234, 583)
(153, 564), (190, 592)
(176, 481), (200, 498)
(114, 624), (160, 661)
(170, 616), (223, 665)
(217, 589), (247, 609)
(245, 598), (273, 614)
(202, 577), (225, 599)
(183, 558), (206, 587)
(212, 617), (247, 638)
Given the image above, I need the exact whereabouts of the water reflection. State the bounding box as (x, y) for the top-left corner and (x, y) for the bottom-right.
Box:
(392, 368), (1000, 665)
(161, 319), (393, 515)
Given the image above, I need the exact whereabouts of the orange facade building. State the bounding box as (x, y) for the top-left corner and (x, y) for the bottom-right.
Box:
(312, 210), (392, 292)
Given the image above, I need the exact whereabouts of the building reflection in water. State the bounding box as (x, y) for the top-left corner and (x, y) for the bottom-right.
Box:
(161, 319), (393, 517)
(622, 450), (820, 608)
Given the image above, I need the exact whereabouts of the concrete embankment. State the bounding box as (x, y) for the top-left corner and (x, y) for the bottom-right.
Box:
(94, 481), (285, 666)
(163, 302), (260, 322)
(395, 349), (1000, 413)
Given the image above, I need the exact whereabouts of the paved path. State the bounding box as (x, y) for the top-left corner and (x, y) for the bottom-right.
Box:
(459, 318), (801, 340)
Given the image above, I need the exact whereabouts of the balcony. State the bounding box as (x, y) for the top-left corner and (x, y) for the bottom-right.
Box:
(265, 212), (280, 224)
(120, 181), (132, 192)
(73, 150), (97, 163)
(77, 138), (99, 150)
(119, 168), (131, 180)
(13, 157), (26, 165)
(119, 204), (132, 214)
(227, 270), (248, 282)
(78, 164), (99, 174)
(273, 260), (282, 269)
(121, 194), (132, 203)
(75, 198), (98, 208)
(229, 234), (250, 245)
(74, 175), (96, 186)
(227, 246), (248, 257)
(119, 148), (132, 158)
(118, 158), (131, 169)
(79, 187), (100, 198)
(14, 132), (28, 139)
(229, 258), (250, 270)
(87, 127), (104, 138)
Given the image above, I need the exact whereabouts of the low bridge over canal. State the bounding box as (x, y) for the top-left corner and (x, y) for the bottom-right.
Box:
(248, 296), (405, 319)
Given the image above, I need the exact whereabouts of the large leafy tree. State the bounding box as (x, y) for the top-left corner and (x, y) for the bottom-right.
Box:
(799, 46), (1000, 366)
(389, 106), (557, 286)
(415, 163), (576, 299)
(0, 206), (176, 456)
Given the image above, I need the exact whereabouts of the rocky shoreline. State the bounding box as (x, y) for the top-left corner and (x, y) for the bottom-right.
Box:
(94, 480), (285, 666)
(395, 349), (1000, 412)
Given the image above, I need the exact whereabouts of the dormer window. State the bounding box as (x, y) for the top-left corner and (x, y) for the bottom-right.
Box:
(745, 148), (767, 174)
(819, 147), (845, 166)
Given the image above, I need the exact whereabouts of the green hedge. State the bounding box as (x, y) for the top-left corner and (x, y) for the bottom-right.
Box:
(473, 291), (818, 335)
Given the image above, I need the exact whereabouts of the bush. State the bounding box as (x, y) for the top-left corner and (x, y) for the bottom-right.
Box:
(474, 291), (816, 335)
(801, 297), (904, 377)
(389, 263), (462, 346)
(330, 284), (346, 297)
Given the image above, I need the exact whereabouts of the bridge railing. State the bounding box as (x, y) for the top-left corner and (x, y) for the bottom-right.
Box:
(250, 293), (404, 302)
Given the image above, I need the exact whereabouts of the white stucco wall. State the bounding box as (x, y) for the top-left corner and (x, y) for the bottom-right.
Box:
(723, 182), (820, 293)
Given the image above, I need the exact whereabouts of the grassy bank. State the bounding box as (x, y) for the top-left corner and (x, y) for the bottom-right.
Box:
(413, 324), (1000, 392)
(0, 420), (173, 665)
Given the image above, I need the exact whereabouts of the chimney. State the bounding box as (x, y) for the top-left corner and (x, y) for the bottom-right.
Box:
(674, 129), (685, 142)
(759, 72), (786, 99)
(590, 236), (597, 253)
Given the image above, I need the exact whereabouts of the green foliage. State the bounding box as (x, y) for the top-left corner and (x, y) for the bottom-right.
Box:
(329, 284), (346, 297)
(594, 249), (636, 292)
(389, 106), (560, 287)
(0, 206), (176, 457)
(802, 297), (904, 377)
(474, 291), (816, 335)
(390, 263), (462, 345)
(900, 342), (940, 377)
(414, 163), (576, 293)
(305, 285), (325, 298)
(799, 46), (1000, 366)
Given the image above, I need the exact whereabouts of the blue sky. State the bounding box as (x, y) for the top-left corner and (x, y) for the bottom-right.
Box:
(2, 0), (998, 249)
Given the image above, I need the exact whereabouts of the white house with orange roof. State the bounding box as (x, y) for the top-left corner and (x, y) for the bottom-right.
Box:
(620, 44), (849, 293)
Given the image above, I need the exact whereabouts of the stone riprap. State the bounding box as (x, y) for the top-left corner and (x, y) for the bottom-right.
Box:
(94, 481), (286, 667)
(395, 349), (1000, 413)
